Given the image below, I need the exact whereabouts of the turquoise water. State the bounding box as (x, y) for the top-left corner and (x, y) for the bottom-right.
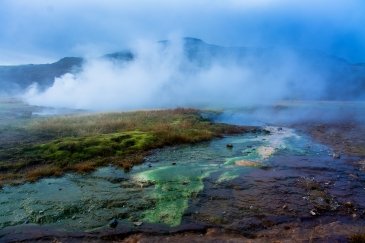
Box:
(0, 127), (329, 231)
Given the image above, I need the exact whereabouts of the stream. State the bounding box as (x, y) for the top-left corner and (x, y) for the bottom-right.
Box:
(1, 102), (365, 240)
(1, 126), (348, 230)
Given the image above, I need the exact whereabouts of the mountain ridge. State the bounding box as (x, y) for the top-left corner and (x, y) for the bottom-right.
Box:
(1, 37), (364, 100)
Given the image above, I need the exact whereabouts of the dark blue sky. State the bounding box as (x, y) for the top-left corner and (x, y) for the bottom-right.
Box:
(1, 0), (365, 64)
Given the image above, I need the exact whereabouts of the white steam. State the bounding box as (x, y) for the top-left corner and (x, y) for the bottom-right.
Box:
(24, 39), (325, 111)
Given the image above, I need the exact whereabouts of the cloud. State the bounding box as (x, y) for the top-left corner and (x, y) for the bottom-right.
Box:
(1, 0), (365, 63)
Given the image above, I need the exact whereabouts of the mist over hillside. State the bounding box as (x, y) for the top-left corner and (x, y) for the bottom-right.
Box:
(1, 38), (365, 109)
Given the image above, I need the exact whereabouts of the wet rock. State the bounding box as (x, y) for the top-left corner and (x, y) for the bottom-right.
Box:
(148, 164), (152, 168)
(133, 221), (143, 226)
(172, 162), (176, 165)
(313, 196), (328, 210)
(358, 160), (365, 171)
(263, 129), (271, 135)
(226, 144), (233, 149)
(260, 165), (271, 170)
(310, 209), (318, 216)
(344, 201), (354, 208)
(109, 219), (118, 228)
(332, 152), (341, 159)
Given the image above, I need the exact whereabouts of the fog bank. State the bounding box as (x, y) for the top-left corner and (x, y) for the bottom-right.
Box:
(24, 38), (334, 111)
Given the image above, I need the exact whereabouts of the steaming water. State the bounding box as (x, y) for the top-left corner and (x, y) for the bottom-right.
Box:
(1, 100), (365, 239)
(214, 101), (365, 126)
(0, 127), (330, 231)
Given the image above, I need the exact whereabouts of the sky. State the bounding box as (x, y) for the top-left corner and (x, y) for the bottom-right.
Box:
(1, 0), (365, 64)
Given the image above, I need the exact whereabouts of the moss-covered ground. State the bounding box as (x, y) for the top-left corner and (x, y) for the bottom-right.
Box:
(0, 108), (253, 185)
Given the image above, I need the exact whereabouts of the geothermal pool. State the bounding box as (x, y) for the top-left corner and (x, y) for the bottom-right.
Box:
(0, 127), (332, 231)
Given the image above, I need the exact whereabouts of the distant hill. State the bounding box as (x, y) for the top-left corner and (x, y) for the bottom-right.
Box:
(176, 38), (365, 100)
(0, 51), (134, 94)
(0, 57), (83, 94)
(1, 37), (364, 100)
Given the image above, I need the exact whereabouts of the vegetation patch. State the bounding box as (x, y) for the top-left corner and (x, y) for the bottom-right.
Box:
(0, 108), (254, 185)
(27, 131), (155, 165)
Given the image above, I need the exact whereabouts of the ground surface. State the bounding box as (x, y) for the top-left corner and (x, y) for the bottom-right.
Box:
(1, 101), (365, 242)
(0, 105), (250, 186)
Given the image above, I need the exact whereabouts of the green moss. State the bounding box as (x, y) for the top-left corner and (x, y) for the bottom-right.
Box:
(0, 109), (253, 185)
(27, 131), (155, 164)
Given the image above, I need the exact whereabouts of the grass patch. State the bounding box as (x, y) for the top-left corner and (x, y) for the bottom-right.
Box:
(26, 165), (63, 182)
(0, 108), (255, 186)
(27, 131), (155, 165)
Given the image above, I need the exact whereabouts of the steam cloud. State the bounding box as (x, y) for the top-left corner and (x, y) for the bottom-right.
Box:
(23, 38), (328, 111)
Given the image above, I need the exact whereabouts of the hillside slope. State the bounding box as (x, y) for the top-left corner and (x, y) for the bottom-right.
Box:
(1, 38), (364, 100)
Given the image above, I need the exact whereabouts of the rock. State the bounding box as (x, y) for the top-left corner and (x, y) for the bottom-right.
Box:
(109, 219), (118, 228)
(263, 130), (271, 135)
(358, 160), (365, 171)
(72, 215), (76, 220)
(148, 164), (152, 168)
(171, 162), (176, 165)
(24, 220), (29, 224)
(226, 144), (233, 149)
(282, 204), (288, 210)
(133, 221), (143, 226)
(277, 127), (283, 131)
(310, 209), (317, 216)
(332, 152), (341, 159)
(344, 201), (354, 208)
